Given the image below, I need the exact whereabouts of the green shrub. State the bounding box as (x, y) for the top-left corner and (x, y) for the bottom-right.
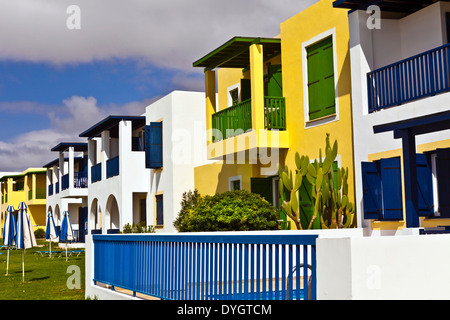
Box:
(173, 189), (202, 232)
(121, 222), (155, 234)
(34, 228), (45, 239)
(175, 189), (279, 232)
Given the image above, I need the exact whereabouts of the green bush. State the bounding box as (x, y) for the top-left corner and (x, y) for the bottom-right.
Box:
(34, 228), (45, 239)
(121, 222), (155, 234)
(174, 189), (279, 232)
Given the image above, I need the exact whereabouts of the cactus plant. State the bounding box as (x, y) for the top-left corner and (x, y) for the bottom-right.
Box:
(278, 133), (356, 229)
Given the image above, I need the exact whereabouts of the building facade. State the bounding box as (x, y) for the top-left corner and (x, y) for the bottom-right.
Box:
(0, 168), (47, 234)
(78, 91), (209, 235)
(334, 0), (450, 234)
(192, 0), (356, 229)
(44, 142), (89, 241)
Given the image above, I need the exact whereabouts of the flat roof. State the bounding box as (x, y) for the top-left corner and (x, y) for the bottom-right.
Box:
(79, 115), (146, 138)
(333, 0), (449, 13)
(0, 168), (46, 181)
(192, 36), (281, 70)
(51, 142), (88, 152)
(43, 156), (85, 168)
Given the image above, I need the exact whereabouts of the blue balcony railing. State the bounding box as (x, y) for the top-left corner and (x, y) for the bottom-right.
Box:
(91, 163), (102, 183)
(92, 233), (318, 300)
(106, 156), (119, 179)
(74, 171), (88, 188)
(55, 182), (59, 194)
(368, 43), (450, 113)
(48, 184), (53, 196)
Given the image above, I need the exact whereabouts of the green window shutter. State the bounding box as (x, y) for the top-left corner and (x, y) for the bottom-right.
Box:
(267, 64), (283, 97)
(306, 36), (335, 120)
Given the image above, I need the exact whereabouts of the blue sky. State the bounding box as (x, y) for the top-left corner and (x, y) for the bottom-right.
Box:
(0, 0), (316, 171)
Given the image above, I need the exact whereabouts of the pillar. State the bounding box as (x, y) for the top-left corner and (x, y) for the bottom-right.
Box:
(249, 43), (265, 132)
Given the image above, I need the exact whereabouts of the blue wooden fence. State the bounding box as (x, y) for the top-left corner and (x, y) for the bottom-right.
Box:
(92, 233), (317, 300)
(368, 43), (450, 113)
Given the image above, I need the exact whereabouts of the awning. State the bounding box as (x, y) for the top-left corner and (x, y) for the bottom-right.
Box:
(333, 0), (449, 13)
(79, 115), (146, 138)
(51, 142), (88, 152)
(192, 36), (281, 70)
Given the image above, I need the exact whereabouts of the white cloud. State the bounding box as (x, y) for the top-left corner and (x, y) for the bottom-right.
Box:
(0, 0), (318, 70)
(0, 0), (321, 170)
(0, 95), (152, 171)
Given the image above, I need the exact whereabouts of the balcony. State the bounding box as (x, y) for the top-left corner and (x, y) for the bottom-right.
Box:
(193, 37), (290, 160)
(212, 97), (286, 142)
(28, 188), (45, 200)
(61, 172), (88, 190)
(367, 41), (450, 113)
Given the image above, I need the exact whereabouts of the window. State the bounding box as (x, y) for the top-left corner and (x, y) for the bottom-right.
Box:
(306, 36), (335, 121)
(230, 88), (239, 106)
(229, 175), (242, 191)
(145, 122), (163, 169)
(155, 194), (163, 227)
(361, 154), (436, 221)
(434, 148), (450, 217)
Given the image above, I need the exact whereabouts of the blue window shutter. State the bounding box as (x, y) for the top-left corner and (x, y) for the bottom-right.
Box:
(436, 148), (450, 217)
(145, 122), (163, 169)
(361, 161), (382, 220)
(416, 153), (434, 216)
(380, 157), (403, 220)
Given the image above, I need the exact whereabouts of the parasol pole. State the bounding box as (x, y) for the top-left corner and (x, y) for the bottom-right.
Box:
(6, 248), (10, 275)
(22, 248), (25, 282)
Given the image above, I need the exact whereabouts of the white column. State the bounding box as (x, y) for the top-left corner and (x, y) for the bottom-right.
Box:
(68, 146), (74, 191)
(101, 130), (110, 181)
(119, 120), (133, 229)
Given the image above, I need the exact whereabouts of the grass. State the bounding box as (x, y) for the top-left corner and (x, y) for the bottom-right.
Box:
(0, 239), (85, 300)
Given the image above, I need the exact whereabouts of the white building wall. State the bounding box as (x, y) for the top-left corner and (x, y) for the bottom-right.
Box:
(145, 91), (209, 233)
(348, 8), (450, 231)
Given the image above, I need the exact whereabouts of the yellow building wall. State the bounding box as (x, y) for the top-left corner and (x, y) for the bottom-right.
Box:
(279, 0), (355, 224)
(0, 169), (47, 234)
(195, 0), (355, 231)
(194, 162), (257, 196)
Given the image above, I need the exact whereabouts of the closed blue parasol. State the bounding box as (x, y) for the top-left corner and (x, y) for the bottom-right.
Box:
(45, 211), (59, 258)
(16, 202), (37, 282)
(3, 205), (16, 275)
(60, 211), (74, 261)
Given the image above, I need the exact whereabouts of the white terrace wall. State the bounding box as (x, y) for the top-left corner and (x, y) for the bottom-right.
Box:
(317, 234), (450, 299)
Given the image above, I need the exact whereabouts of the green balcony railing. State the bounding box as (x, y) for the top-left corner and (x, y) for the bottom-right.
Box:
(212, 99), (252, 142)
(264, 96), (286, 130)
(211, 97), (286, 142)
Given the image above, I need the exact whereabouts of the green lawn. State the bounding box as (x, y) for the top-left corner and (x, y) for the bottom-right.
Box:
(0, 239), (85, 300)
